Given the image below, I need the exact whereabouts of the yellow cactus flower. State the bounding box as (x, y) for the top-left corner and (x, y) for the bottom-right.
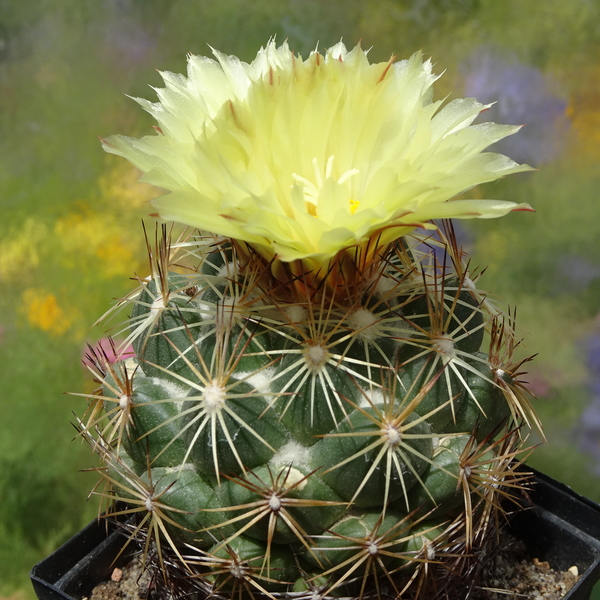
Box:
(103, 40), (532, 279)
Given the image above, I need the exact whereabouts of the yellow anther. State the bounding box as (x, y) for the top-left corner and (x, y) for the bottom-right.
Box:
(349, 199), (360, 215)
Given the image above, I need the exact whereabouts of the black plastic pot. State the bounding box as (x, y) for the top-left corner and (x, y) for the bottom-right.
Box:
(30, 514), (135, 600)
(30, 467), (600, 600)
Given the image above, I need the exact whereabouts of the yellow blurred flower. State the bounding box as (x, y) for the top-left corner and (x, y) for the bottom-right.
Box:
(21, 288), (72, 336)
(97, 159), (155, 210)
(54, 200), (142, 278)
(567, 86), (600, 163)
(0, 219), (48, 282)
(103, 40), (531, 276)
(95, 235), (136, 277)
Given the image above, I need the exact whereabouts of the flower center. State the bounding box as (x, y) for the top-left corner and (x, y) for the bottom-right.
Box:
(292, 155), (359, 217)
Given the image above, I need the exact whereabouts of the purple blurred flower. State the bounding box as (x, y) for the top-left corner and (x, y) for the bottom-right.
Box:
(577, 321), (600, 470)
(96, 1), (158, 70)
(555, 255), (600, 294)
(584, 332), (600, 380)
(104, 19), (156, 68)
(82, 337), (135, 370)
(523, 370), (552, 399)
(462, 51), (569, 166)
(578, 400), (600, 474)
(581, 401), (600, 431)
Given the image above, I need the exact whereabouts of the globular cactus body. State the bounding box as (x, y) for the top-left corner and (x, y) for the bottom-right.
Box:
(82, 39), (540, 600)
(84, 225), (537, 599)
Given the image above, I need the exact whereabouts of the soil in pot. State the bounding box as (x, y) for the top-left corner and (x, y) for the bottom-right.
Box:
(85, 530), (580, 600)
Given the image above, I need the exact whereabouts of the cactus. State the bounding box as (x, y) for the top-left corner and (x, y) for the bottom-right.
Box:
(80, 224), (538, 599)
(78, 41), (540, 599)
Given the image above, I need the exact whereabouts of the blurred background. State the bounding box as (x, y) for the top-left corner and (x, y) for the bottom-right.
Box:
(1, 0), (600, 597)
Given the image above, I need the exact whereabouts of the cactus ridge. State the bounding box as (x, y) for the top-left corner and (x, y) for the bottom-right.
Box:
(79, 223), (537, 599)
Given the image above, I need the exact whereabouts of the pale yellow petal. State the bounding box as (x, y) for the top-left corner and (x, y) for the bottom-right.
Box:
(104, 41), (534, 270)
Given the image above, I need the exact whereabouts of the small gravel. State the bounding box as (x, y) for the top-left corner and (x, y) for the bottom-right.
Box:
(85, 560), (152, 600)
(472, 536), (580, 600)
(87, 534), (580, 600)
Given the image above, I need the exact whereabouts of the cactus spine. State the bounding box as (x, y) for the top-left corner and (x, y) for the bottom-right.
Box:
(80, 222), (538, 599)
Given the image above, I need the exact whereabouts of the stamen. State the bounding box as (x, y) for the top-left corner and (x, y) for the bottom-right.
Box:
(291, 172), (318, 215)
(314, 156), (324, 189)
(325, 155), (335, 179)
(338, 168), (360, 185)
(292, 156), (359, 218)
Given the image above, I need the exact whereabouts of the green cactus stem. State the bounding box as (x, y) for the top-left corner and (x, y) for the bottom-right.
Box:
(78, 223), (537, 599)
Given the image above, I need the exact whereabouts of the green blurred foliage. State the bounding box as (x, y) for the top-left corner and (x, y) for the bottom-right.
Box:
(1, 0), (599, 596)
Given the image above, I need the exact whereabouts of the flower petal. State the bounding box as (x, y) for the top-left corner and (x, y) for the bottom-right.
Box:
(103, 41), (534, 269)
